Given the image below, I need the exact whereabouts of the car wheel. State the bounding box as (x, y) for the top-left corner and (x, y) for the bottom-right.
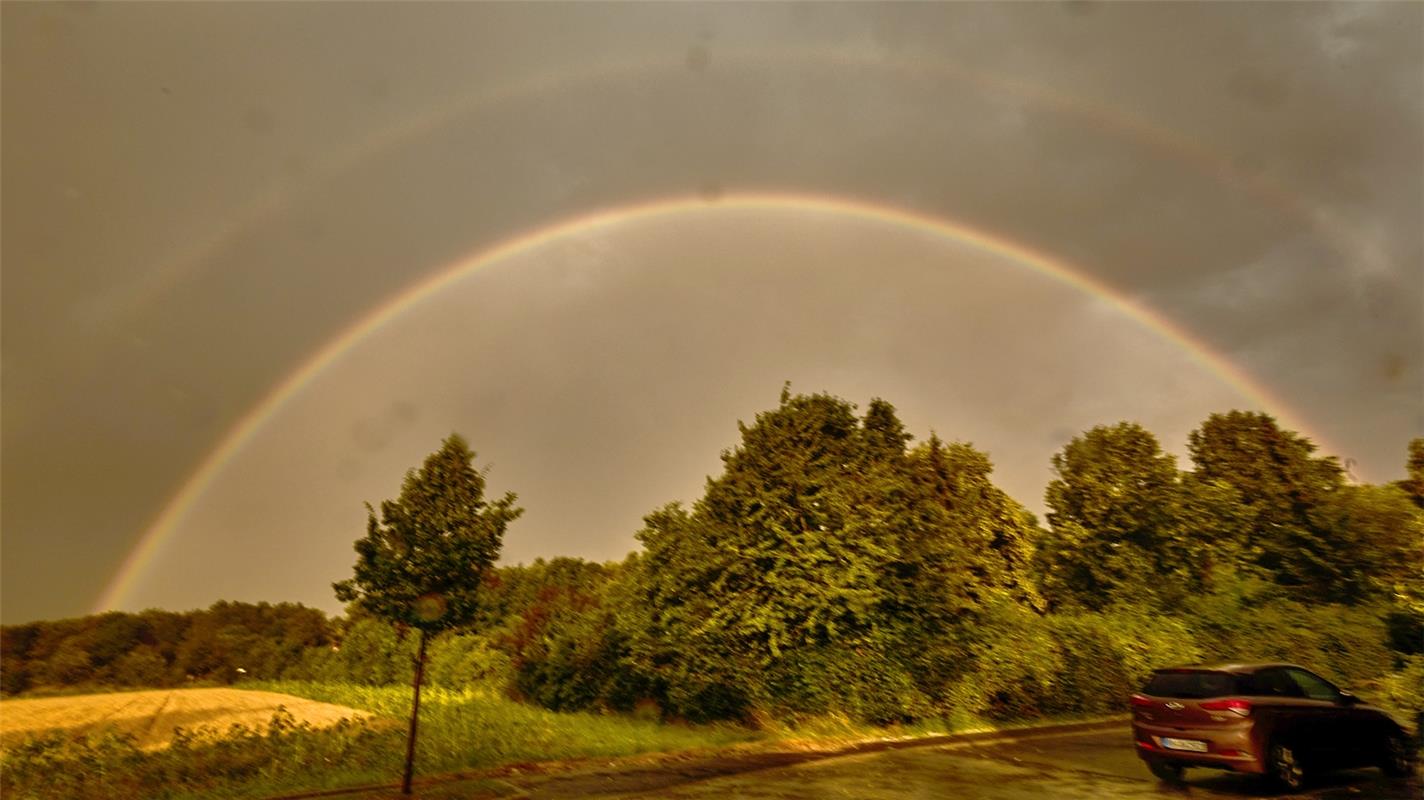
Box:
(1146, 758), (1184, 783)
(1268, 741), (1305, 791)
(1380, 732), (1415, 778)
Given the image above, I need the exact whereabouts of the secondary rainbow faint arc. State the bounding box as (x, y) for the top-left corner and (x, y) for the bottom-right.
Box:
(108, 45), (1382, 328)
(93, 191), (1320, 613)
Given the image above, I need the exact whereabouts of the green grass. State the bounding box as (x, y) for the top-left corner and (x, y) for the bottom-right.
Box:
(249, 679), (763, 771)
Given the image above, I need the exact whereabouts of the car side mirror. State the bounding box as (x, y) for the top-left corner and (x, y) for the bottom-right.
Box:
(1338, 690), (1361, 706)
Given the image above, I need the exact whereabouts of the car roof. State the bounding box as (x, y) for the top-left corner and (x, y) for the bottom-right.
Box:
(1153, 662), (1304, 674)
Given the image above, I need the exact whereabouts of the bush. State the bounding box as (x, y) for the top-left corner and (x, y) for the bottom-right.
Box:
(1186, 574), (1393, 688)
(942, 604), (1202, 721)
(1047, 610), (1201, 715)
(764, 637), (927, 724)
(1373, 656), (1424, 713)
(513, 609), (633, 712)
(426, 633), (512, 690)
(113, 645), (171, 688)
(946, 604), (1064, 720)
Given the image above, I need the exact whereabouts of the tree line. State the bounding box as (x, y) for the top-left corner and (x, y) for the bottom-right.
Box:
(6, 390), (1421, 730)
(1, 602), (332, 694)
(494, 393), (1422, 723)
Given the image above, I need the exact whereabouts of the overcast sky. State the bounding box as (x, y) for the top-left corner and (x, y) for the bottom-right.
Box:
(3, 2), (1420, 624)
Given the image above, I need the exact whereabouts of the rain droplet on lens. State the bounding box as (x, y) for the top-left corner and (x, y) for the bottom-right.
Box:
(415, 593), (447, 622)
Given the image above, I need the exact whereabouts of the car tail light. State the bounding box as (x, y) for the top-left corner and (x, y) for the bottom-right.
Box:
(1200, 698), (1252, 717)
(1129, 694), (1154, 708)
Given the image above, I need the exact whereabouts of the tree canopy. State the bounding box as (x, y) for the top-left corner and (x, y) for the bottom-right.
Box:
(630, 389), (1043, 721)
(334, 434), (522, 632)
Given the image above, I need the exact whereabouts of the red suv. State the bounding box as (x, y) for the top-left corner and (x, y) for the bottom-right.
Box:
(1131, 662), (1415, 790)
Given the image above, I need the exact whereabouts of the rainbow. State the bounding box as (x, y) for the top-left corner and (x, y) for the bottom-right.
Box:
(92, 191), (1325, 613)
(104, 45), (1381, 328)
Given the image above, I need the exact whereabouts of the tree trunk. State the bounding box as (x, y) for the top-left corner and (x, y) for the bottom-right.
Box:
(401, 629), (428, 795)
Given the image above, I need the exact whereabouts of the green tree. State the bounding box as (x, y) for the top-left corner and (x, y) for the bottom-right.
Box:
(39, 640), (94, 686)
(1397, 438), (1424, 508)
(633, 391), (903, 719)
(627, 390), (1045, 722)
(1307, 484), (1424, 605)
(896, 435), (1043, 622)
(1038, 422), (1202, 610)
(113, 645), (170, 687)
(334, 434), (522, 794)
(1187, 411), (1347, 600)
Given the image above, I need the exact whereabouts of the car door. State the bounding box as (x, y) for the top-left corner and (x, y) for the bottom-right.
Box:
(1248, 668), (1307, 752)
(1283, 667), (1352, 769)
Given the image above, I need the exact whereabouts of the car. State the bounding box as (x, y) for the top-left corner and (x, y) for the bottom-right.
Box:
(1130, 662), (1416, 791)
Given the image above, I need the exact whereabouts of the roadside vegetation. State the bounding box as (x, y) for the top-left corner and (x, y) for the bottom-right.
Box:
(4, 389), (1421, 798)
(1, 685), (765, 800)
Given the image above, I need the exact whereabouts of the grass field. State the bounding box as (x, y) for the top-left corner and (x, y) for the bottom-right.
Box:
(0, 687), (369, 750)
(0, 682), (769, 799)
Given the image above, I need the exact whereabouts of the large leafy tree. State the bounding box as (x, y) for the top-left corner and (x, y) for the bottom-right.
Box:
(1306, 483), (1424, 605)
(630, 389), (1044, 722)
(886, 435), (1045, 709)
(896, 435), (1043, 622)
(1187, 411), (1346, 600)
(632, 390), (909, 719)
(1037, 422), (1204, 610)
(334, 434), (521, 794)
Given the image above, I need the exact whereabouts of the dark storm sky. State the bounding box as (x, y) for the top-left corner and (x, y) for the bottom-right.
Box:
(2, 2), (1420, 623)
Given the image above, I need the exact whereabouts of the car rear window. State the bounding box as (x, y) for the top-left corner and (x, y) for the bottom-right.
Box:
(1142, 670), (1240, 699)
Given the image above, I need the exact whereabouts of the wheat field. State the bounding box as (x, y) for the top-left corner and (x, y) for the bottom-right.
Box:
(0, 688), (370, 749)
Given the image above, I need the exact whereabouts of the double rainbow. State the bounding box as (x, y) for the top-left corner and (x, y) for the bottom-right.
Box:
(93, 191), (1322, 613)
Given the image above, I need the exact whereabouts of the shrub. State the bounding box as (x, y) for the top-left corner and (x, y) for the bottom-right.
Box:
(1186, 575), (1393, 688)
(426, 633), (512, 690)
(764, 637), (927, 724)
(1373, 656), (1424, 713)
(947, 604), (1065, 720)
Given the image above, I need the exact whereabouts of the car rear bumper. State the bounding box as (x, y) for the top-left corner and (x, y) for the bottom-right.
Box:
(1132, 722), (1265, 774)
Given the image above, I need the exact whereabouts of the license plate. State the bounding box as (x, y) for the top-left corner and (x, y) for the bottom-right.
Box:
(1160, 738), (1209, 753)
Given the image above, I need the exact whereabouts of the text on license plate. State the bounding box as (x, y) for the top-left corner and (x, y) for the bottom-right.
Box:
(1160, 738), (1208, 753)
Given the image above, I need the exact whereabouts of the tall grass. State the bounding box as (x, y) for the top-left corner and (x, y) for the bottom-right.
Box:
(0, 681), (764, 800)
(251, 680), (762, 772)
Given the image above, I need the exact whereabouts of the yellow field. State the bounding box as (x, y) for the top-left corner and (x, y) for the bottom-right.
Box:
(0, 688), (370, 750)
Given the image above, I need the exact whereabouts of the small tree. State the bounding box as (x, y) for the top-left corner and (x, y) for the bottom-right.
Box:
(334, 434), (522, 794)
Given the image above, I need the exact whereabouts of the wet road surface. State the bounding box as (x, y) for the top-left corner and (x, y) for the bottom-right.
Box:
(577, 727), (1419, 800)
